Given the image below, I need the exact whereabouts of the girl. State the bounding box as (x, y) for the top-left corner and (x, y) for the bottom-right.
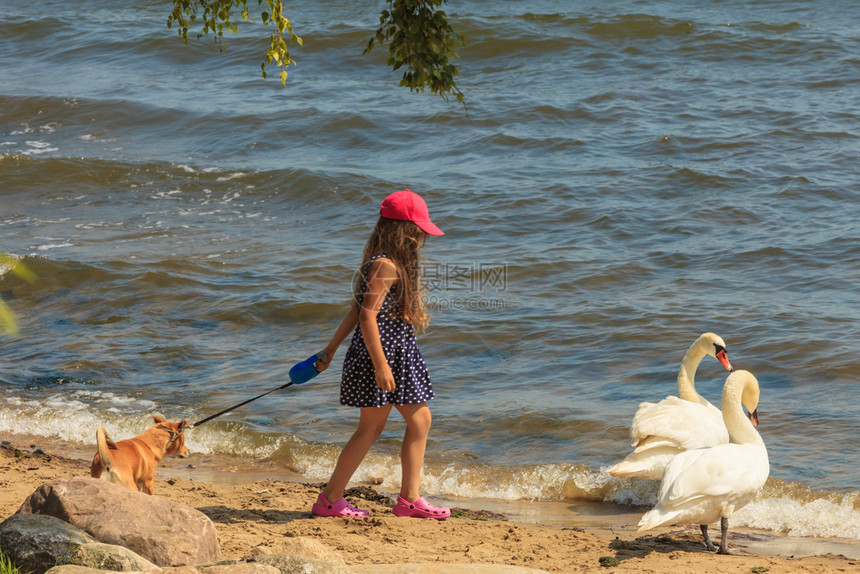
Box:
(311, 189), (450, 519)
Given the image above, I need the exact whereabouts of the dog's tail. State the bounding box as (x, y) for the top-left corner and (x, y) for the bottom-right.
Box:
(92, 425), (120, 482)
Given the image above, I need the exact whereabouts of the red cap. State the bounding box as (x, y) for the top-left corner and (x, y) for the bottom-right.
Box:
(379, 190), (444, 236)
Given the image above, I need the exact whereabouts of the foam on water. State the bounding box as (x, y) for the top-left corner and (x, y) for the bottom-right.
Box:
(566, 469), (661, 506)
(36, 242), (74, 251)
(0, 392), (158, 445)
(0, 392), (284, 459)
(735, 494), (860, 540)
(187, 421), (294, 459)
(22, 141), (59, 155)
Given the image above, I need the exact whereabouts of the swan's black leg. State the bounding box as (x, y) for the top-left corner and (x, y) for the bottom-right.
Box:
(700, 524), (716, 552)
(716, 517), (731, 555)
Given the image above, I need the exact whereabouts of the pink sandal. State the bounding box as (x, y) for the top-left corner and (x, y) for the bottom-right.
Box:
(391, 495), (451, 519)
(311, 494), (370, 518)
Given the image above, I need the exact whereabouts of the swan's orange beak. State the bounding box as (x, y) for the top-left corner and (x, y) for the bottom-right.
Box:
(715, 348), (733, 371)
(748, 409), (759, 428)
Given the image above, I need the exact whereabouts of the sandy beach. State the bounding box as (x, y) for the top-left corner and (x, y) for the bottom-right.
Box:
(0, 442), (856, 574)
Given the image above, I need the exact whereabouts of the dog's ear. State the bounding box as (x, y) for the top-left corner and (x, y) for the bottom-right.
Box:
(102, 429), (118, 449)
(153, 415), (166, 424)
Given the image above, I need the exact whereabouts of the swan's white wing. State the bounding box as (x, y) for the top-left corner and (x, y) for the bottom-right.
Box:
(605, 446), (681, 480)
(631, 396), (729, 451)
(659, 444), (769, 508)
(609, 397), (728, 480)
(702, 399), (722, 419)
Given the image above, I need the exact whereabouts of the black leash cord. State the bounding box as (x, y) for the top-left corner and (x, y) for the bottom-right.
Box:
(191, 381), (294, 428)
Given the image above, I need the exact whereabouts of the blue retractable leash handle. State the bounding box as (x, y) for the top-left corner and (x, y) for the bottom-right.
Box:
(287, 352), (326, 385)
(190, 352), (327, 428)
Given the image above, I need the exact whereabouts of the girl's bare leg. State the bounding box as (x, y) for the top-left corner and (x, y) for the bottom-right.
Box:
(321, 405), (392, 502)
(395, 402), (432, 502)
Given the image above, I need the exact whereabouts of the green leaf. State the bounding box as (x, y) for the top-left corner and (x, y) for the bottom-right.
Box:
(166, 0), (462, 103)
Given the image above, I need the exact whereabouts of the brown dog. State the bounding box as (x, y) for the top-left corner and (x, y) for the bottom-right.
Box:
(91, 415), (190, 495)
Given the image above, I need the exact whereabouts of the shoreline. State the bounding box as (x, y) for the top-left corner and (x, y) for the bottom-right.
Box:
(1, 439), (857, 573)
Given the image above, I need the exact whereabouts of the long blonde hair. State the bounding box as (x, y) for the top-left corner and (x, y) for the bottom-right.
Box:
(353, 217), (429, 330)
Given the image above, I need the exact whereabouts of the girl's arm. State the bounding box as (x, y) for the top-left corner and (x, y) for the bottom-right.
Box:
(358, 257), (398, 392)
(317, 306), (358, 373)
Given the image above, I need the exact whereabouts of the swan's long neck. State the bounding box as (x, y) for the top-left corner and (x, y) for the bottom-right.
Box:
(677, 344), (707, 405)
(722, 375), (765, 447)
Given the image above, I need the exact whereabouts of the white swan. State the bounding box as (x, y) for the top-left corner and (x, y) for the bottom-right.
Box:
(607, 333), (733, 480)
(637, 369), (769, 554)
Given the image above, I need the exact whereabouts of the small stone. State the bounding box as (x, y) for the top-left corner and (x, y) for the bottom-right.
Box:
(599, 556), (620, 567)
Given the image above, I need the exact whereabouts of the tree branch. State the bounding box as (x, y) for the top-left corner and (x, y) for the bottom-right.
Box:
(167, 0), (464, 100)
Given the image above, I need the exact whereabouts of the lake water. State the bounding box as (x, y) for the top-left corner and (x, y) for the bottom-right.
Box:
(1, 0), (858, 547)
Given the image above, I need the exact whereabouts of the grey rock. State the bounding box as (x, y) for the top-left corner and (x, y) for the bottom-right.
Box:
(250, 554), (355, 574)
(194, 563), (282, 573)
(46, 567), (158, 574)
(45, 562), (282, 573)
(0, 513), (98, 574)
(70, 542), (158, 571)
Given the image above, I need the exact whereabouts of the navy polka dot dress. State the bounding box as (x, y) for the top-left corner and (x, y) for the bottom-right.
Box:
(341, 253), (435, 408)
